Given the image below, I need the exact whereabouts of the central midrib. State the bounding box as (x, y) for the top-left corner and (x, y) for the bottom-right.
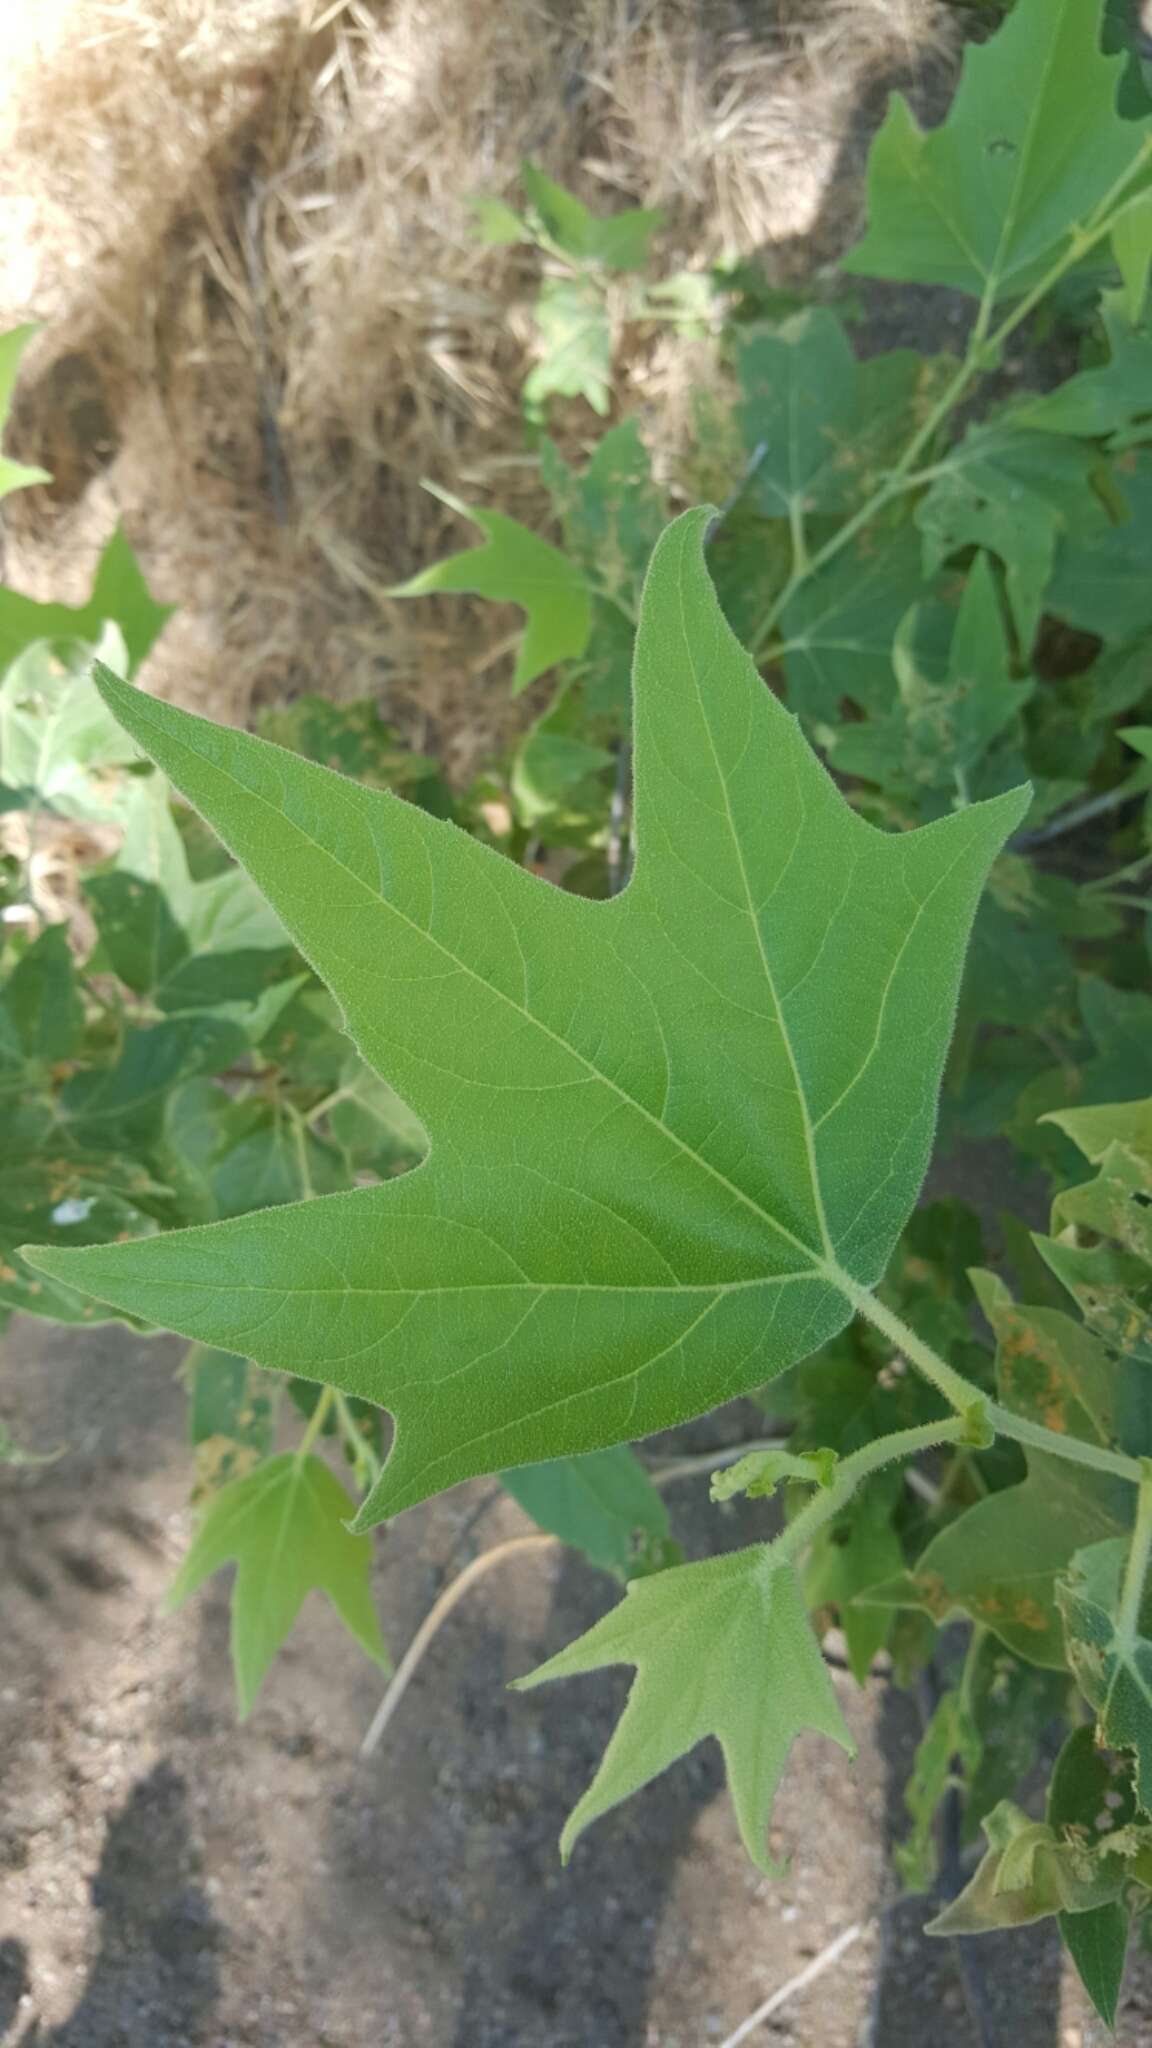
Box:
(119, 687), (833, 1278)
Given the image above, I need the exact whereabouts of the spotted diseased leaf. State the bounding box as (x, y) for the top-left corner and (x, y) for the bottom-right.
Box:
(513, 1545), (854, 1871)
(166, 1452), (389, 1717)
(925, 1796), (1144, 1937)
(24, 511), (1025, 1527)
(0, 326), (51, 502)
(737, 313), (950, 520)
(844, 0), (1151, 304)
(1048, 1723), (1137, 2028)
(185, 1344), (276, 1498)
(1058, 1536), (1152, 1815)
(391, 488), (592, 692)
(1037, 1095), (1152, 1368)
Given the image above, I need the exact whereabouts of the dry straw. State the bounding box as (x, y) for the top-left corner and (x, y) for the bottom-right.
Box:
(0, 0), (954, 780)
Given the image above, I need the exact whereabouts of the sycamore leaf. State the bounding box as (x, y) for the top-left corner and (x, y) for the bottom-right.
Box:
(523, 276), (613, 418)
(1016, 334), (1152, 446)
(1059, 1535), (1152, 1813)
(513, 1545), (854, 1870)
(1048, 1722), (1136, 2028)
(1113, 190), (1152, 324)
(0, 527), (172, 676)
(390, 488), (592, 692)
(822, 554), (1031, 812)
(1053, 451), (1152, 643)
(519, 162), (662, 273)
(781, 525), (926, 719)
(737, 314), (950, 519)
(501, 1444), (671, 1579)
(6, 924), (83, 1061)
(1037, 1096), (1152, 1368)
(23, 511), (1026, 1525)
(803, 1472), (903, 1683)
(185, 1343), (276, 1497)
(166, 1451), (389, 1716)
(898, 1686), (981, 1892)
(0, 326), (51, 502)
(843, 0), (1151, 304)
(916, 423), (1100, 651)
(925, 1797), (1138, 1937)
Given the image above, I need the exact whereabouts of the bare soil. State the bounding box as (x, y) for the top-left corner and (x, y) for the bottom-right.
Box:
(3, 1312), (1151, 2048)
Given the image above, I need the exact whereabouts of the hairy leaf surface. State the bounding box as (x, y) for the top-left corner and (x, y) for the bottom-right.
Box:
(25, 511), (1025, 1524)
(514, 1544), (854, 1871)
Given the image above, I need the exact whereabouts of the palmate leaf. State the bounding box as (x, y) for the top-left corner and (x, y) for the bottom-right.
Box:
(24, 510), (1026, 1526)
(513, 1544), (854, 1872)
(390, 486), (592, 692)
(843, 0), (1151, 304)
(0, 527), (172, 676)
(166, 1452), (389, 1716)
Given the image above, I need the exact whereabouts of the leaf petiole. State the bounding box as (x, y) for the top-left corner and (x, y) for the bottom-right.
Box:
(1117, 1459), (1152, 1651)
(294, 1384), (336, 1465)
(841, 1278), (1147, 1488)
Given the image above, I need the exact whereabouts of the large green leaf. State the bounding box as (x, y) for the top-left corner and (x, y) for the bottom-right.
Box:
(513, 1544), (854, 1871)
(166, 1451), (389, 1716)
(391, 489), (592, 692)
(0, 326), (51, 502)
(24, 511), (1025, 1524)
(843, 0), (1150, 304)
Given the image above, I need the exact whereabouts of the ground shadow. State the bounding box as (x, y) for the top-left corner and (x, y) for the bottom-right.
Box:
(14, 1764), (222, 2048)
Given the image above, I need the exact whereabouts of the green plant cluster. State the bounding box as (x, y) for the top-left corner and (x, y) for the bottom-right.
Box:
(4, 0), (1152, 2023)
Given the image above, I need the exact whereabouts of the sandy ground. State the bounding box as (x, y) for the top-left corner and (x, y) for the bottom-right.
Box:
(3, 1314), (1151, 2048)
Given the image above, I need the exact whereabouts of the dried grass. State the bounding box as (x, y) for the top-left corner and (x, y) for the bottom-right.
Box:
(0, 0), (956, 780)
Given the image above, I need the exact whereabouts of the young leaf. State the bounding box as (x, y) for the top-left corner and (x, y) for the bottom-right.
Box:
(0, 326), (51, 502)
(520, 162), (662, 272)
(1058, 1536), (1152, 1811)
(501, 1445), (671, 1580)
(166, 1451), (389, 1717)
(390, 489), (592, 692)
(0, 527), (172, 675)
(925, 1797), (1138, 1937)
(23, 511), (1026, 1525)
(843, 0), (1150, 304)
(513, 1545), (854, 1870)
(523, 277), (613, 418)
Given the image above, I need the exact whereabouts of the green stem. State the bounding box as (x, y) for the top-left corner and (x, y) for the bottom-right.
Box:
(832, 1272), (983, 1415)
(841, 1274), (1146, 1487)
(1116, 1460), (1152, 1651)
(284, 1103), (316, 1199)
(748, 140), (1152, 662)
(768, 1415), (972, 1568)
(788, 496), (809, 579)
(294, 1385), (335, 1464)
